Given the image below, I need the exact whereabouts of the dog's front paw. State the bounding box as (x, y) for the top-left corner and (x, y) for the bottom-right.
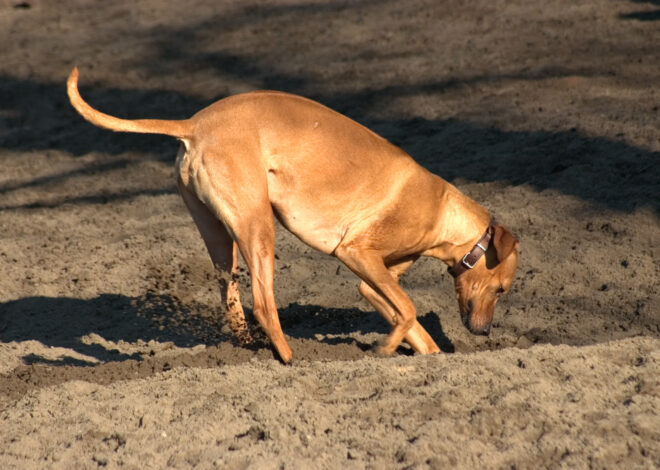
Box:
(373, 343), (395, 357)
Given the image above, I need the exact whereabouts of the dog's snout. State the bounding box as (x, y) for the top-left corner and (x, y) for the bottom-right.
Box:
(461, 298), (492, 336)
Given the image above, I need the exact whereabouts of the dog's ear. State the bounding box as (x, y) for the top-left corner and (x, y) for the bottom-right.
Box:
(491, 224), (518, 263)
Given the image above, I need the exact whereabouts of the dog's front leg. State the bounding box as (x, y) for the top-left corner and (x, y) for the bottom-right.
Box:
(357, 256), (440, 355)
(334, 244), (418, 356)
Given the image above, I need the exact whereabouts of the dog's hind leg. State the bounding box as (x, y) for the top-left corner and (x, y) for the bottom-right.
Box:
(180, 149), (293, 363)
(177, 179), (252, 344)
(357, 256), (441, 355)
(232, 208), (293, 363)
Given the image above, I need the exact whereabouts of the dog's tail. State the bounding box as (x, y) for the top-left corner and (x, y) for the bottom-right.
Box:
(67, 67), (193, 140)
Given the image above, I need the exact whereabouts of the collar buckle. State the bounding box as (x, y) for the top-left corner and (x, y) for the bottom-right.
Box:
(461, 252), (477, 269)
(448, 222), (494, 278)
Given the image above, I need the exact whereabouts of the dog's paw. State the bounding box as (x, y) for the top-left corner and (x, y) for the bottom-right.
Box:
(236, 332), (254, 345)
(373, 343), (395, 357)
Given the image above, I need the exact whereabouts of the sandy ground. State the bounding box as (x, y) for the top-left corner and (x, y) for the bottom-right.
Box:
(1, 0), (659, 468)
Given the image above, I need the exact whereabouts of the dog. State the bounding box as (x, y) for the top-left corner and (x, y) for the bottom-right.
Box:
(67, 67), (518, 363)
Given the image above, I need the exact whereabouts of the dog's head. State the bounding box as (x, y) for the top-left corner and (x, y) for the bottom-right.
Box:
(453, 224), (519, 336)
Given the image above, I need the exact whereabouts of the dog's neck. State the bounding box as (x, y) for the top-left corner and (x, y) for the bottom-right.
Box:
(423, 180), (491, 268)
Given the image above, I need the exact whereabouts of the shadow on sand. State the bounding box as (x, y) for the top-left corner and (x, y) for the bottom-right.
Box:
(1, 0), (658, 373)
(0, 294), (455, 367)
(2, 73), (658, 213)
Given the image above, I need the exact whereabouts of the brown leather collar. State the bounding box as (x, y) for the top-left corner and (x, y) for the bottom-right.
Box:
(448, 222), (494, 278)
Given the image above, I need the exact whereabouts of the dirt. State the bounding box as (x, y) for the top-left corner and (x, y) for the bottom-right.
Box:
(0, 0), (659, 468)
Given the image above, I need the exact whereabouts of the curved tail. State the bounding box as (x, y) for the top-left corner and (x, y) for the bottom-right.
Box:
(67, 67), (193, 140)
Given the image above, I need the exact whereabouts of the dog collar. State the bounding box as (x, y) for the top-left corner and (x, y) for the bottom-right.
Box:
(448, 223), (494, 278)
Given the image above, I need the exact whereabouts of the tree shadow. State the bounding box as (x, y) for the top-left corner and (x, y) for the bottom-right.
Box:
(2, 76), (657, 212)
(0, 74), (199, 157)
(371, 117), (659, 213)
(620, 10), (660, 20)
(2, 0), (658, 213)
(620, 0), (660, 21)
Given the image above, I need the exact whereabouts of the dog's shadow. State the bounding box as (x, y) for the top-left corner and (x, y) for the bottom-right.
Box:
(274, 302), (455, 355)
(0, 294), (454, 367)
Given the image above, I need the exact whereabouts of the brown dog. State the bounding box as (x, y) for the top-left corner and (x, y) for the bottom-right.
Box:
(67, 67), (518, 363)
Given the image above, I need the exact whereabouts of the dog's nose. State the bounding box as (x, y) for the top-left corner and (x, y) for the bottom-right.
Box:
(470, 323), (490, 336)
